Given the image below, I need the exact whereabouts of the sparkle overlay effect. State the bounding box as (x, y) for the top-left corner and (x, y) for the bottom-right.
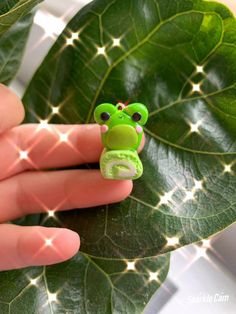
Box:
(4, 1), (235, 312)
(16, 9), (235, 258)
(126, 260), (137, 271)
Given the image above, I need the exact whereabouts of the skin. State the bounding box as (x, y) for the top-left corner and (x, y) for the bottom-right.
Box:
(0, 84), (144, 271)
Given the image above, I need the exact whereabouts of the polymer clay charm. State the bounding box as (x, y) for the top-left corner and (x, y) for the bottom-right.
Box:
(94, 102), (149, 180)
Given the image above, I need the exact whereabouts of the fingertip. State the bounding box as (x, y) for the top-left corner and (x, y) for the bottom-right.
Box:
(104, 177), (133, 203)
(119, 179), (133, 200)
(0, 84), (25, 132)
(18, 227), (80, 267)
(138, 133), (146, 153)
(55, 228), (80, 260)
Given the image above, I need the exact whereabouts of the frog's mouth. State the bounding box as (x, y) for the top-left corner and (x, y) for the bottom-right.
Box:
(105, 125), (138, 150)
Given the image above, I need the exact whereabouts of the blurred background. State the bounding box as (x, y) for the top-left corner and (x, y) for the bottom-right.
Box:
(10, 0), (236, 313)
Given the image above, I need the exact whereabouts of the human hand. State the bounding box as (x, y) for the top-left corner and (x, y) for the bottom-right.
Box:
(0, 84), (141, 271)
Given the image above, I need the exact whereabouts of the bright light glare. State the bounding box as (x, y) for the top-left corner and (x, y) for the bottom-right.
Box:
(48, 292), (58, 303)
(66, 32), (79, 45)
(51, 106), (60, 114)
(45, 238), (53, 247)
(196, 65), (204, 73)
(192, 83), (201, 93)
(148, 271), (159, 282)
(224, 164), (232, 173)
(166, 237), (179, 247)
(29, 277), (39, 286)
(190, 121), (202, 133)
(59, 132), (69, 142)
(97, 46), (106, 55)
(126, 261), (136, 271)
(19, 150), (28, 160)
(112, 37), (121, 47)
(184, 190), (195, 202)
(38, 119), (50, 129)
(159, 190), (174, 205)
(48, 210), (55, 218)
(194, 179), (203, 190)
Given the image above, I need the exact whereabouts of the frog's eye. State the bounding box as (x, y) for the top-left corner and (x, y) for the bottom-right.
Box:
(100, 112), (110, 121)
(94, 103), (117, 125)
(132, 112), (142, 122)
(124, 103), (149, 125)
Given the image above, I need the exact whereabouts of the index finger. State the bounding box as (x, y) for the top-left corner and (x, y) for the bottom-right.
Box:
(0, 123), (145, 180)
(0, 84), (25, 133)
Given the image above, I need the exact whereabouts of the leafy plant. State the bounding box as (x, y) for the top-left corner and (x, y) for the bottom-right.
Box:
(0, 0), (43, 83)
(0, 0), (42, 35)
(0, 253), (169, 313)
(0, 0), (236, 313)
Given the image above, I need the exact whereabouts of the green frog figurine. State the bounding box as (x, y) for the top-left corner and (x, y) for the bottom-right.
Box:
(94, 102), (149, 180)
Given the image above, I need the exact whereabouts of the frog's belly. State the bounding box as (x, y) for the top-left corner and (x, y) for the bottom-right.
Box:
(106, 125), (138, 150)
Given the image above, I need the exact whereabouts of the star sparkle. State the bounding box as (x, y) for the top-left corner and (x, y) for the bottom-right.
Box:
(45, 238), (53, 247)
(159, 190), (174, 206)
(196, 65), (204, 73)
(66, 32), (79, 45)
(194, 179), (204, 190)
(126, 260), (136, 271)
(48, 291), (58, 303)
(38, 119), (50, 130)
(166, 236), (180, 247)
(183, 190), (195, 202)
(19, 150), (29, 160)
(191, 83), (202, 93)
(189, 121), (202, 134)
(51, 106), (60, 114)
(29, 277), (40, 286)
(112, 37), (121, 47)
(224, 164), (233, 173)
(59, 132), (69, 142)
(194, 245), (208, 259)
(201, 238), (212, 249)
(97, 46), (106, 55)
(148, 271), (159, 282)
(47, 210), (55, 218)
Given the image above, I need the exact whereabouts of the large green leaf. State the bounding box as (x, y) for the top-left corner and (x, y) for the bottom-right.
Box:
(23, 0), (236, 259)
(0, 252), (169, 314)
(0, 12), (34, 84)
(20, 0), (236, 311)
(0, 0), (43, 36)
(0, 0), (43, 84)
